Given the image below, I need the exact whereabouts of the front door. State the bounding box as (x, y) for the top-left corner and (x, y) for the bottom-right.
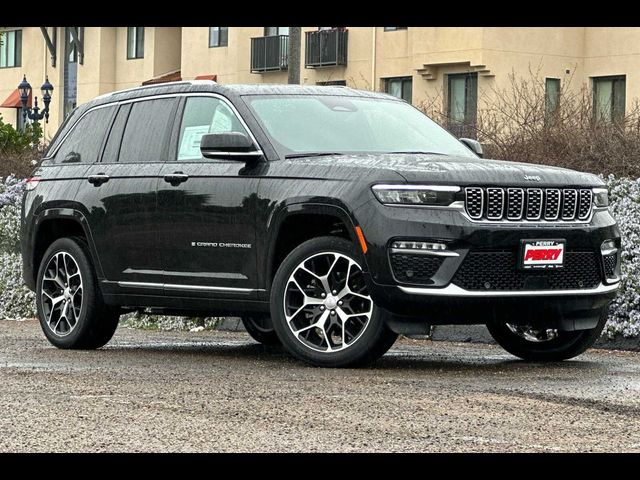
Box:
(158, 95), (261, 299)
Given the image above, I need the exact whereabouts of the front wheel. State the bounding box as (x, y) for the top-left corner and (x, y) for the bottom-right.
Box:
(270, 236), (398, 367)
(486, 310), (608, 361)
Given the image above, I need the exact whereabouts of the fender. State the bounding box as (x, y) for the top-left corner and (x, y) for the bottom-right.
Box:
(31, 207), (105, 281)
(261, 201), (368, 297)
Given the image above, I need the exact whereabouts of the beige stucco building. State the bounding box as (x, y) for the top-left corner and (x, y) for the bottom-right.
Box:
(1, 27), (637, 140)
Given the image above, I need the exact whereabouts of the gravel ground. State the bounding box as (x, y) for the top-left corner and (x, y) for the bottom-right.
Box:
(1, 320), (639, 452)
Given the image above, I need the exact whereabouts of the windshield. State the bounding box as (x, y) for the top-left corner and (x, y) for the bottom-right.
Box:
(243, 94), (477, 159)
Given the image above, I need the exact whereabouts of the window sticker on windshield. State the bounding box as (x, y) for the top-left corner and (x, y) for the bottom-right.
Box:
(178, 125), (210, 160)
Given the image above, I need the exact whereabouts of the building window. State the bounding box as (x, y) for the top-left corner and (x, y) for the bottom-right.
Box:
(384, 27), (407, 31)
(127, 27), (145, 59)
(209, 27), (228, 47)
(16, 108), (33, 131)
(545, 78), (561, 123)
(593, 75), (626, 123)
(0, 30), (22, 68)
(447, 72), (478, 137)
(264, 27), (289, 36)
(385, 77), (412, 103)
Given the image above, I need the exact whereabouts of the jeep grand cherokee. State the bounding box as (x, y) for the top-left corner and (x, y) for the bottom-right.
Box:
(20, 81), (621, 367)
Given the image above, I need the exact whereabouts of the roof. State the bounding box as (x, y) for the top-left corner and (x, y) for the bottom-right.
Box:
(141, 70), (182, 86)
(85, 81), (399, 113)
(1, 89), (31, 108)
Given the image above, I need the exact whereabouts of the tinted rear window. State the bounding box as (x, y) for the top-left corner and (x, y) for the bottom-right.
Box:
(118, 98), (176, 163)
(52, 106), (115, 164)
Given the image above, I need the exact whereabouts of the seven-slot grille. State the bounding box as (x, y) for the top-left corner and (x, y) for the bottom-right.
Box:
(464, 187), (594, 222)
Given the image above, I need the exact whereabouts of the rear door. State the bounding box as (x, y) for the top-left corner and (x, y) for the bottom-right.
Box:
(76, 97), (178, 292)
(157, 95), (261, 299)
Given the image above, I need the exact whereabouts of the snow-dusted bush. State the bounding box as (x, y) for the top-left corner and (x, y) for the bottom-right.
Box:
(120, 311), (222, 331)
(603, 175), (640, 338)
(0, 175), (25, 208)
(0, 203), (21, 254)
(0, 252), (36, 320)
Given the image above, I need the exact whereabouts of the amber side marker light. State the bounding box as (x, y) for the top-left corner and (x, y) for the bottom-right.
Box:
(354, 226), (368, 254)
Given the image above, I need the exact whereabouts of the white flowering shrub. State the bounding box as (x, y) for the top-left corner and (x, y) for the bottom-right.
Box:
(1, 174), (640, 339)
(0, 252), (36, 320)
(602, 175), (640, 338)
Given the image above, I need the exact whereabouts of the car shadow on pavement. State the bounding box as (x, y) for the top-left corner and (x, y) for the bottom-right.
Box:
(104, 337), (602, 372)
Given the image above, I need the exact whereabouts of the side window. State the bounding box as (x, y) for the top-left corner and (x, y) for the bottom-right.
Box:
(53, 106), (115, 164)
(177, 96), (249, 161)
(101, 104), (131, 163)
(119, 98), (176, 163)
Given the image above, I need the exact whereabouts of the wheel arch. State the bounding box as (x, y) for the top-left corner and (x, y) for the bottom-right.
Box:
(263, 202), (366, 294)
(31, 208), (103, 286)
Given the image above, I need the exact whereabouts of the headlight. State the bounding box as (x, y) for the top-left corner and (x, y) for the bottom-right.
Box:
(593, 188), (609, 207)
(372, 185), (460, 206)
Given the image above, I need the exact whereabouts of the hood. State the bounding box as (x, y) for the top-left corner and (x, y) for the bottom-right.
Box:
(282, 153), (604, 188)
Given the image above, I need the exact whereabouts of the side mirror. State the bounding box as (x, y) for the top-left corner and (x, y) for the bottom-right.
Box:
(459, 138), (483, 158)
(200, 132), (262, 161)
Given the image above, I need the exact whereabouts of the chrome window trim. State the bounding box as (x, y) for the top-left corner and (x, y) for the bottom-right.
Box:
(398, 282), (619, 297)
(47, 92), (262, 161)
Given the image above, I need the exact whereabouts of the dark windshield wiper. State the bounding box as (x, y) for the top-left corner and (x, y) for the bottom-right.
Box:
(284, 152), (345, 159)
(386, 151), (446, 155)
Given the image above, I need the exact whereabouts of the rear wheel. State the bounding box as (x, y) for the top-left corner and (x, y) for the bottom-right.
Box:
(270, 236), (398, 367)
(36, 237), (120, 350)
(486, 310), (608, 361)
(241, 315), (281, 345)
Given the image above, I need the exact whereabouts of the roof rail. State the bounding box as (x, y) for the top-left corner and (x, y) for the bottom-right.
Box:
(95, 80), (215, 100)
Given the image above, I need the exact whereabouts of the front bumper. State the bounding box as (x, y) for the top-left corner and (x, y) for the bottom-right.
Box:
(355, 199), (621, 329)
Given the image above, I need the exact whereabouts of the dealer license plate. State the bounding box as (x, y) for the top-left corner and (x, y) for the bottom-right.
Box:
(519, 240), (565, 270)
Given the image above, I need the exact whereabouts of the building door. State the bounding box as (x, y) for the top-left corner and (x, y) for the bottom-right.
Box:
(63, 27), (80, 118)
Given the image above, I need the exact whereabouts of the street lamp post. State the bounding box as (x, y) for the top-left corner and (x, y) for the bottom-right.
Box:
(18, 75), (54, 124)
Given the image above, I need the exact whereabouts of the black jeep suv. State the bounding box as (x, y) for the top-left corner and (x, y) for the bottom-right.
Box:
(21, 81), (620, 367)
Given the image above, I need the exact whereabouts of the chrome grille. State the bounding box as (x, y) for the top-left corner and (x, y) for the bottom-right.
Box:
(464, 187), (594, 222)
(562, 189), (578, 220)
(526, 188), (543, 220)
(578, 189), (593, 220)
(506, 188), (524, 220)
(544, 189), (561, 220)
(486, 188), (505, 220)
(465, 187), (484, 219)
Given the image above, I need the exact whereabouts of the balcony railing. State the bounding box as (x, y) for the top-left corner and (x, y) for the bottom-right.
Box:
(251, 35), (289, 73)
(305, 29), (348, 68)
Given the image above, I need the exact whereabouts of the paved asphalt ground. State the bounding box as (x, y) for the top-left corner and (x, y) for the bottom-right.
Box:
(1, 320), (639, 452)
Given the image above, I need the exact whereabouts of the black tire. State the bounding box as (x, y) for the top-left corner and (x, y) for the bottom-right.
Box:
(36, 237), (120, 350)
(486, 310), (608, 361)
(241, 314), (281, 345)
(270, 236), (398, 367)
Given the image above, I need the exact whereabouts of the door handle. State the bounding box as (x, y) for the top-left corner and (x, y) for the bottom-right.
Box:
(164, 172), (189, 186)
(88, 174), (110, 186)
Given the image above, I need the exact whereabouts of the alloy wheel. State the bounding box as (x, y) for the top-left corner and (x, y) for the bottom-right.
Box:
(40, 251), (84, 337)
(506, 323), (559, 343)
(283, 251), (373, 353)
